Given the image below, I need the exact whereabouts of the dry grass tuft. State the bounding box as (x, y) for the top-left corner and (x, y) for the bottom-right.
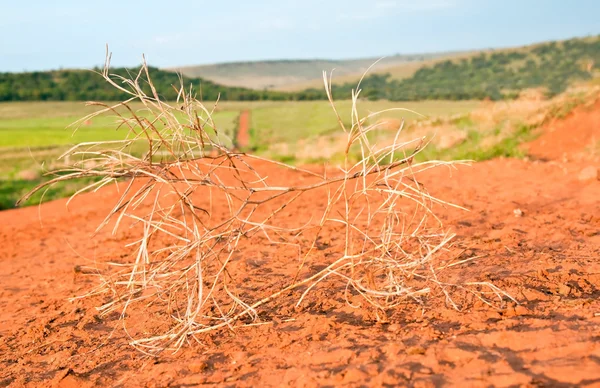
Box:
(21, 52), (511, 355)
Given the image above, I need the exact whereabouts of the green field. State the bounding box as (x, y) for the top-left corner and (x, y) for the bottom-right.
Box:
(249, 100), (479, 145)
(0, 99), (478, 148)
(0, 99), (480, 210)
(0, 101), (241, 148)
(0, 101), (239, 209)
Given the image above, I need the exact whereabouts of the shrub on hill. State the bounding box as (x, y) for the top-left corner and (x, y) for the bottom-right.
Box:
(331, 36), (600, 101)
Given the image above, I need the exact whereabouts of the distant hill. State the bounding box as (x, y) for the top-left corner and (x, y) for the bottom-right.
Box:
(278, 52), (478, 92)
(327, 35), (600, 101)
(1, 36), (598, 103)
(168, 53), (464, 90)
(169, 36), (599, 97)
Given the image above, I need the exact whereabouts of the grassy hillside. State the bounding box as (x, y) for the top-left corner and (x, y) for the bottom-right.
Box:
(281, 36), (600, 92)
(277, 53), (476, 92)
(247, 100), (479, 151)
(169, 53), (460, 90)
(328, 35), (600, 101)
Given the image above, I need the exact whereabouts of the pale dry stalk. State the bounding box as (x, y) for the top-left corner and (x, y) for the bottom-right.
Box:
(21, 52), (512, 354)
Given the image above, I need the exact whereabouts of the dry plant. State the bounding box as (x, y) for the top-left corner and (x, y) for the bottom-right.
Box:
(21, 53), (512, 355)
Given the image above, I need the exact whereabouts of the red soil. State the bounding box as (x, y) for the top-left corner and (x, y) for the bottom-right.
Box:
(2, 104), (600, 387)
(527, 99), (600, 161)
(236, 110), (251, 149)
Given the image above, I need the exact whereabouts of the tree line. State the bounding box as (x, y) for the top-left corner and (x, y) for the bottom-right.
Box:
(0, 66), (297, 102)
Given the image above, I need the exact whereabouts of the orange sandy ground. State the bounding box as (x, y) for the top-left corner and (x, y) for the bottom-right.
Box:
(1, 103), (600, 387)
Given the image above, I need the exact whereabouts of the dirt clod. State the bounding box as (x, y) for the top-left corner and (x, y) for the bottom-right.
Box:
(558, 283), (571, 296)
(387, 323), (402, 333)
(407, 346), (427, 355)
(578, 166), (599, 182)
(515, 305), (529, 316)
(188, 360), (208, 373)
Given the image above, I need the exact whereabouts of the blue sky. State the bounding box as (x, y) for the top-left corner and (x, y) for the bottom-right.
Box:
(1, 0), (599, 72)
